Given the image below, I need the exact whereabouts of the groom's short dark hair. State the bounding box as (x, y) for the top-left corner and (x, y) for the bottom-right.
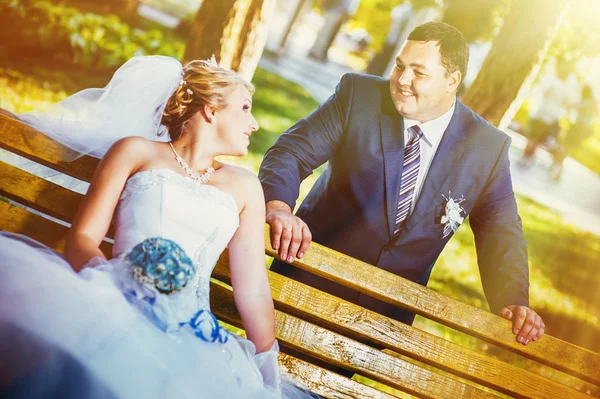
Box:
(408, 22), (469, 86)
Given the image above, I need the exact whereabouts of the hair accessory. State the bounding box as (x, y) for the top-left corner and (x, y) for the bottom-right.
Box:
(204, 54), (219, 67)
(168, 142), (215, 183)
(179, 79), (193, 95)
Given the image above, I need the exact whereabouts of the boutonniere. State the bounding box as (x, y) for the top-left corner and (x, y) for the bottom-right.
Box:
(441, 192), (465, 238)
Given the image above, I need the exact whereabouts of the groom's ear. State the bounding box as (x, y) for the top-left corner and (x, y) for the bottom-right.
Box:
(447, 70), (462, 93)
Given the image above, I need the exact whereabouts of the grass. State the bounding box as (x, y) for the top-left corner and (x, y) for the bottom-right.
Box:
(2, 58), (599, 396)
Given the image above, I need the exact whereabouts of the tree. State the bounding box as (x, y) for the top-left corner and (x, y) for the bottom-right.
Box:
(441, 0), (511, 43)
(462, 0), (572, 129)
(183, 0), (275, 80)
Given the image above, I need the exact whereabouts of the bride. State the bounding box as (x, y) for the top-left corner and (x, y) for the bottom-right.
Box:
(0, 56), (318, 398)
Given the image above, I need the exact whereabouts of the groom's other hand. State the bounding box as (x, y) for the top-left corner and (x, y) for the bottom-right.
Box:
(266, 200), (312, 263)
(500, 305), (545, 345)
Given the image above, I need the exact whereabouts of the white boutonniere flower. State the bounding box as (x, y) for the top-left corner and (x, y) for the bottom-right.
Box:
(440, 192), (465, 238)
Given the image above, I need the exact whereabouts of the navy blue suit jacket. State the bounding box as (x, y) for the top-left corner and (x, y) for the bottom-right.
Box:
(259, 73), (529, 324)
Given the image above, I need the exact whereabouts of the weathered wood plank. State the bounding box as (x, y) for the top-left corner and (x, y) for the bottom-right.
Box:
(0, 161), (115, 237)
(209, 282), (501, 399)
(0, 201), (112, 258)
(278, 353), (401, 399)
(1, 161), (81, 221)
(0, 108), (16, 118)
(0, 113), (98, 182)
(212, 255), (591, 399)
(261, 227), (600, 386)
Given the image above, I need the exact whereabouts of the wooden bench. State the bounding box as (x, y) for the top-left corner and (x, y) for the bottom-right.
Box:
(1, 110), (599, 399)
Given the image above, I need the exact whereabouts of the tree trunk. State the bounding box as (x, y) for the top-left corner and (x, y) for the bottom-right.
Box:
(230, 0), (276, 77)
(307, 10), (346, 62)
(462, 0), (571, 129)
(276, 0), (309, 53)
(183, 0), (275, 81)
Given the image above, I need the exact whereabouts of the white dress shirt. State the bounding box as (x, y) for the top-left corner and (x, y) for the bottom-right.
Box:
(402, 99), (456, 213)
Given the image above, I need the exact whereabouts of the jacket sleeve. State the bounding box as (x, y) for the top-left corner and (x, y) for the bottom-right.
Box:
(469, 136), (529, 313)
(258, 73), (355, 211)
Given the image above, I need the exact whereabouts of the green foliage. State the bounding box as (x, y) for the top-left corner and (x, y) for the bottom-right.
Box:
(0, 67), (69, 113)
(334, 0), (440, 53)
(350, 0), (509, 52)
(551, 0), (600, 60)
(0, 0), (183, 67)
(349, 1), (401, 51)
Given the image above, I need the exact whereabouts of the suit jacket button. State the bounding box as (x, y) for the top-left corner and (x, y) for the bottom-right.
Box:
(383, 244), (393, 252)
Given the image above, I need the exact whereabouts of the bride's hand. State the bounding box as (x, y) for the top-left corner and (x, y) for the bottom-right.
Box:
(266, 200), (312, 263)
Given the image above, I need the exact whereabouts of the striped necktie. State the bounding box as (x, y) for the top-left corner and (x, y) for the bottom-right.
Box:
(394, 125), (423, 235)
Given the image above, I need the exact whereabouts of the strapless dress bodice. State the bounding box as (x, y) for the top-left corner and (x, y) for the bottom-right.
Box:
(109, 168), (239, 316)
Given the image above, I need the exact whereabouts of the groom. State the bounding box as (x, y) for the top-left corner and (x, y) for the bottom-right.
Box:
(259, 22), (544, 344)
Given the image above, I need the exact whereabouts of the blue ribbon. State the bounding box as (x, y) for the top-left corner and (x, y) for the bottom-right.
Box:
(181, 310), (229, 344)
(123, 290), (229, 344)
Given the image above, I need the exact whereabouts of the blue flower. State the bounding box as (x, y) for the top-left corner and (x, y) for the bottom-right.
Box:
(127, 237), (195, 294)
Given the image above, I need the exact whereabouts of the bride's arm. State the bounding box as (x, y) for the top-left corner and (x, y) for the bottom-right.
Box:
(65, 137), (145, 271)
(228, 171), (276, 354)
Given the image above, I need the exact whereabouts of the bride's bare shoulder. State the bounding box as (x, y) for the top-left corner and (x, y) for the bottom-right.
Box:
(217, 163), (259, 184)
(105, 137), (164, 161)
(215, 163), (264, 208)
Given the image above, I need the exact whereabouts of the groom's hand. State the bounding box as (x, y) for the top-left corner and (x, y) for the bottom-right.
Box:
(500, 305), (545, 345)
(266, 200), (312, 263)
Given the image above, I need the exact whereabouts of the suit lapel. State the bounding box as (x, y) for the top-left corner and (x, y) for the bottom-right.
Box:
(380, 112), (404, 238)
(401, 102), (468, 234)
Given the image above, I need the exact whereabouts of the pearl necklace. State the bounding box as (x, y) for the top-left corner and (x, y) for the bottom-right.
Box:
(168, 142), (215, 184)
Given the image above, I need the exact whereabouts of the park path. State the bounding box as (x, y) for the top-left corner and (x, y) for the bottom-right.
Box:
(258, 51), (600, 236)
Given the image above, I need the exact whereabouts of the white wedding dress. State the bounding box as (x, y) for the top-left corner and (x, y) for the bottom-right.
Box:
(0, 168), (314, 399)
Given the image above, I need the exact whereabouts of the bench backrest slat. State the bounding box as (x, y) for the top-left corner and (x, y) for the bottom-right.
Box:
(0, 114), (98, 182)
(263, 230), (600, 386)
(0, 200), (113, 258)
(0, 160), (114, 236)
(209, 281), (500, 399)
(213, 256), (591, 399)
(277, 353), (400, 399)
(1, 160), (82, 222)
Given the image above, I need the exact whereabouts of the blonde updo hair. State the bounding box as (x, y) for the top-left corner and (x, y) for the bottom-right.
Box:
(161, 59), (255, 140)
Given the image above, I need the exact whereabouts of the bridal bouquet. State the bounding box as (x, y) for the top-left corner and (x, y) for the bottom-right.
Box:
(126, 237), (196, 294)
